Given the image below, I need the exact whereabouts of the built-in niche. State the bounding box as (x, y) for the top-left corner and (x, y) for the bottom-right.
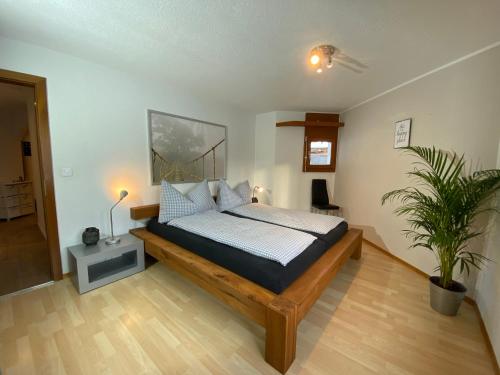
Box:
(276, 113), (343, 172)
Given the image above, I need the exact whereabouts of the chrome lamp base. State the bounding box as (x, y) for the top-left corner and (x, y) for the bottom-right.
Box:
(105, 236), (121, 245)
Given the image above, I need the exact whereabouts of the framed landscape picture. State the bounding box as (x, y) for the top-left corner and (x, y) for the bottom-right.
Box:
(148, 110), (227, 184)
(394, 118), (412, 148)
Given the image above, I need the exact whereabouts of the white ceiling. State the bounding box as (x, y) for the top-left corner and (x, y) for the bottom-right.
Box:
(1, 1), (499, 113)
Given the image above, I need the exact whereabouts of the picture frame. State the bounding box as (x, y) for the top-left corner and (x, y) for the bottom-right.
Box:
(148, 110), (227, 185)
(394, 118), (412, 148)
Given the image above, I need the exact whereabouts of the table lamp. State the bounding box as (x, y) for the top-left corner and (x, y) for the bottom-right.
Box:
(252, 186), (264, 203)
(105, 189), (128, 245)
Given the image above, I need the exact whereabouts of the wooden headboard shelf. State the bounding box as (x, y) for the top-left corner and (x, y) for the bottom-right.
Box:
(130, 195), (217, 220)
(130, 204), (160, 220)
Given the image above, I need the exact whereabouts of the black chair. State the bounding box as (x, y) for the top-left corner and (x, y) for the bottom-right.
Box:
(311, 179), (341, 215)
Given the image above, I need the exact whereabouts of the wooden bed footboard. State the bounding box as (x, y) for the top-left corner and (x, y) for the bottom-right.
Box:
(129, 205), (362, 374)
(264, 228), (362, 372)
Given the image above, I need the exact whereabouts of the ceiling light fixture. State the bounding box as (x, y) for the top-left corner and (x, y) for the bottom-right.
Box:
(310, 54), (320, 65)
(326, 55), (334, 69)
(309, 45), (336, 74)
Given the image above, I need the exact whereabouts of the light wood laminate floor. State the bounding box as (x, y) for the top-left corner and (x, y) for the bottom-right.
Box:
(0, 243), (496, 374)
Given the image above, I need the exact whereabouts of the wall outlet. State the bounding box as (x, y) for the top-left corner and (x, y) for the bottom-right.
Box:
(61, 167), (73, 177)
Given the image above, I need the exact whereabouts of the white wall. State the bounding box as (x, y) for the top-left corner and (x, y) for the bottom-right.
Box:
(336, 45), (500, 361)
(253, 111), (335, 210)
(0, 36), (255, 273)
(336, 44), (500, 276)
(254, 112), (277, 204)
(475, 140), (500, 363)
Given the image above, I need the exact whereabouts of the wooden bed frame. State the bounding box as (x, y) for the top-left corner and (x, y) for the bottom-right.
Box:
(129, 204), (362, 373)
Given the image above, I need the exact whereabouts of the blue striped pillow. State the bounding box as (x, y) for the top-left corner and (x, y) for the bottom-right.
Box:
(187, 179), (217, 212)
(216, 179), (244, 212)
(158, 180), (197, 223)
(234, 180), (252, 204)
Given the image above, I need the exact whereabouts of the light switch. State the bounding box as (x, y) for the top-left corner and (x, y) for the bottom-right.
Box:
(61, 167), (73, 177)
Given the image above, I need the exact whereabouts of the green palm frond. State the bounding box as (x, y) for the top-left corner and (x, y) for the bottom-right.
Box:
(382, 146), (500, 289)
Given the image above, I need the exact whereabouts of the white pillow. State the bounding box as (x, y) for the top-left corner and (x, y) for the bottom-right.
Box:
(234, 180), (252, 204)
(187, 179), (217, 212)
(216, 179), (244, 212)
(158, 180), (197, 223)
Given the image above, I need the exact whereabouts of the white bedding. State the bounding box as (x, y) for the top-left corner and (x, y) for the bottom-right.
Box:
(229, 203), (344, 234)
(168, 210), (316, 266)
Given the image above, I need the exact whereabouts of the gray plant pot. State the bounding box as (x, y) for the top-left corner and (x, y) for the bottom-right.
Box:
(429, 276), (467, 316)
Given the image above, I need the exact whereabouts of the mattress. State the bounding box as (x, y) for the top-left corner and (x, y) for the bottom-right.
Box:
(225, 211), (347, 247)
(168, 210), (316, 266)
(147, 217), (348, 294)
(228, 203), (344, 235)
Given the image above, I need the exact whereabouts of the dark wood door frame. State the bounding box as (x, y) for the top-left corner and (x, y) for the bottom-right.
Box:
(0, 68), (62, 281)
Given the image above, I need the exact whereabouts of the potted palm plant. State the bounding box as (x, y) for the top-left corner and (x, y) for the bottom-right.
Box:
(382, 146), (500, 316)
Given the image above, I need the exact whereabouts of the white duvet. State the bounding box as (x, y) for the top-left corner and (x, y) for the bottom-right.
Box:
(229, 203), (344, 234)
(168, 210), (316, 266)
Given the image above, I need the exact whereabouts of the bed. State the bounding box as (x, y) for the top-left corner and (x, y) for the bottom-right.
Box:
(147, 216), (348, 293)
(130, 204), (362, 373)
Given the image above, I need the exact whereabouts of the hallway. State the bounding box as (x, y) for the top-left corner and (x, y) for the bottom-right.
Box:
(0, 214), (51, 295)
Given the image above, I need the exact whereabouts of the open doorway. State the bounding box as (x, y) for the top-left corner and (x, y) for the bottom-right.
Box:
(0, 69), (61, 295)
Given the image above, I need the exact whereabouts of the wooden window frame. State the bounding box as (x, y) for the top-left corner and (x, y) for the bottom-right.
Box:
(303, 127), (338, 172)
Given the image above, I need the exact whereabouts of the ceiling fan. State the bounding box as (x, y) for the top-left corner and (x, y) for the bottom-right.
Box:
(309, 45), (367, 74)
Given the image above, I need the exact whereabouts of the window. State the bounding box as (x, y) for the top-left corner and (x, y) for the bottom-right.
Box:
(309, 141), (332, 165)
(303, 126), (338, 172)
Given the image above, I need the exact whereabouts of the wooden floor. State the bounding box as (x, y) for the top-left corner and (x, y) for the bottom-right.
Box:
(0, 214), (51, 296)
(0, 243), (495, 374)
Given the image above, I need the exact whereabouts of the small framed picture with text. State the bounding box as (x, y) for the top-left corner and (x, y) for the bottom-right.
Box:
(394, 118), (412, 148)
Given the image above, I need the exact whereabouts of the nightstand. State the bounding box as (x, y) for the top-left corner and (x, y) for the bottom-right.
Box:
(68, 233), (145, 294)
